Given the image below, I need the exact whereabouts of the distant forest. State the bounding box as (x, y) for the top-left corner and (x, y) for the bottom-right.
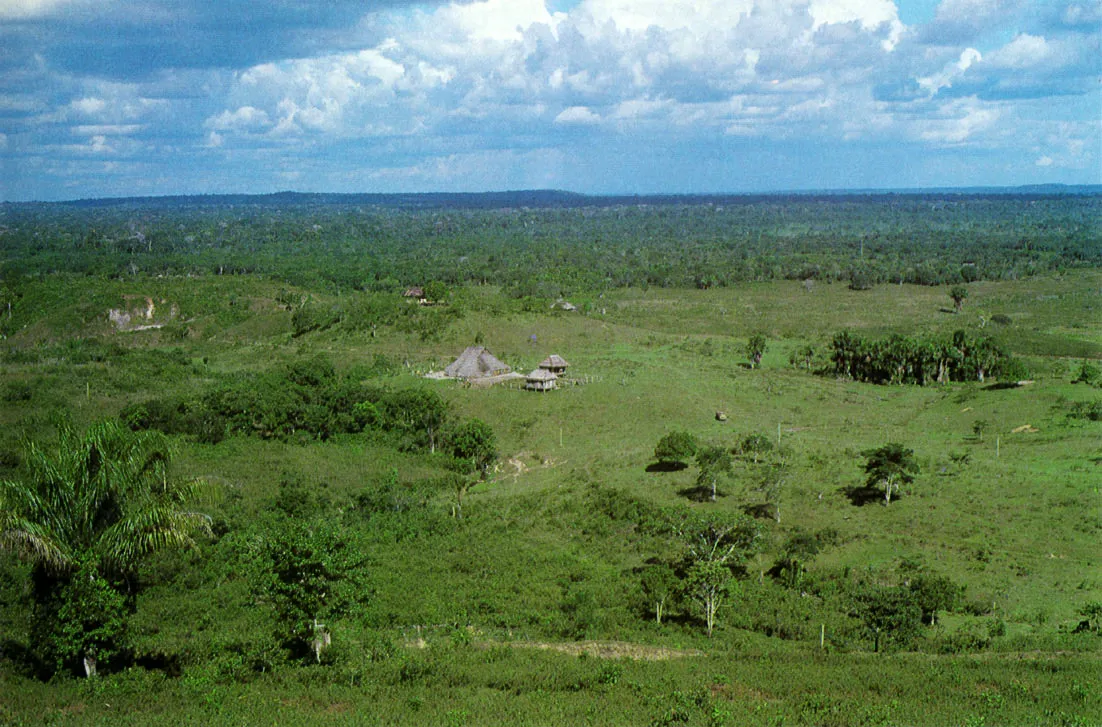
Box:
(2, 191), (1099, 294)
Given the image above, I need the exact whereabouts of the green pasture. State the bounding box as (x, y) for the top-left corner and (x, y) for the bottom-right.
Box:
(1, 270), (1099, 725)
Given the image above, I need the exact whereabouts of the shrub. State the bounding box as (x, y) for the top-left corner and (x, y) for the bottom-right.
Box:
(653, 431), (697, 467)
(1072, 360), (1100, 386)
(1067, 400), (1102, 422)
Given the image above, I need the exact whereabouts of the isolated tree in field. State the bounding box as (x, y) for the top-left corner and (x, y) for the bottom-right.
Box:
(0, 421), (211, 676)
(907, 573), (960, 626)
(949, 285), (968, 314)
(746, 333), (767, 369)
(755, 458), (788, 523)
(862, 442), (919, 505)
(653, 431), (697, 469)
(450, 419), (498, 479)
(789, 344), (815, 371)
(695, 445), (732, 502)
(738, 433), (774, 464)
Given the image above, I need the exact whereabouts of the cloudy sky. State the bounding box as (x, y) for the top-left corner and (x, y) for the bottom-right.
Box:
(0, 0), (1098, 200)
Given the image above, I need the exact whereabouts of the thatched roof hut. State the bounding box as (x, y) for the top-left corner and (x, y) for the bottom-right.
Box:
(539, 354), (569, 374)
(525, 368), (557, 391)
(444, 346), (511, 379)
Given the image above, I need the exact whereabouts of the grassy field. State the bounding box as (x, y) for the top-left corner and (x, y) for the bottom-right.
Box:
(1, 271), (1099, 725)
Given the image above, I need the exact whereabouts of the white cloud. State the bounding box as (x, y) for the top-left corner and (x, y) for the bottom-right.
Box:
(437, 0), (561, 42)
(205, 106), (271, 132)
(985, 34), (1051, 69)
(1035, 155), (1053, 167)
(578, 0), (754, 35)
(190, 0), (1095, 178)
(554, 106), (600, 124)
(808, 0), (904, 49)
(71, 97), (107, 116)
(918, 47), (981, 95)
(917, 98), (1000, 144)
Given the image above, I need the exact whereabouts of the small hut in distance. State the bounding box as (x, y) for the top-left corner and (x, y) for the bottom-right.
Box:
(403, 286), (427, 305)
(445, 346), (512, 380)
(539, 354), (569, 375)
(524, 368), (557, 392)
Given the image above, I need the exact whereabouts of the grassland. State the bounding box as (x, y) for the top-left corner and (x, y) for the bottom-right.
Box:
(1, 269), (1099, 726)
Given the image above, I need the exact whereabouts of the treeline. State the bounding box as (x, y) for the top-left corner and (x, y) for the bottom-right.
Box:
(119, 355), (492, 466)
(827, 330), (1024, 385)
(1, 195), (1098, 293)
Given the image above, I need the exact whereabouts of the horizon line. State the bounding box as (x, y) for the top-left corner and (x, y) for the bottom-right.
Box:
(4, 183), (1101, 206)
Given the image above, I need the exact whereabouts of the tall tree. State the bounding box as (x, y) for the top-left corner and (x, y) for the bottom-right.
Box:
(949, 285), (968, 314)
(0, 421), (212, 675)
(450, 419), (498, 479)
(746, 333), (768, 369)
(862, 442), (919, 505)
(695, 446), (732, 502)
(674, 512), (758, 636)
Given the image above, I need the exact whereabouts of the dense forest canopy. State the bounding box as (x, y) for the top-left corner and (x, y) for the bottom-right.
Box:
(2, 192), (1099, 293)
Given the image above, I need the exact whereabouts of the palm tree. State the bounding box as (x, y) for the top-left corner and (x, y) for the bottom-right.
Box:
(0, 421), (212, 675)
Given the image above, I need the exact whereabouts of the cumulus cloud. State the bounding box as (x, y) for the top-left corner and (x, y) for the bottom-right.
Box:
(554, 106), (600, 124)
(917, 98), (1000, 145)
(3, 0), (1099, 198)
(205, 106), (271, 132)
(918, 48), (982, 96)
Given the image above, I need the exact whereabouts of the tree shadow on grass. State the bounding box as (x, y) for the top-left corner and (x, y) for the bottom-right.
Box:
(646, 461), (688, 473)
(135, 651), (182, 677)
(744, 502), (778, 521)
(841, 485), (883, 507)
(677, 485), (727, 502)
(982, 381), (1021, 391)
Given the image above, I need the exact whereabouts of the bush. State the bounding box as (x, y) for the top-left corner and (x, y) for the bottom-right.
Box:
(1067, 400), (1102, 422)
(653, 431), (697, 467)
(1071, 360), (1100, 386)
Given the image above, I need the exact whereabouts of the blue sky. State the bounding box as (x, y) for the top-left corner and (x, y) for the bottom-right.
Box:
(0, 0), (1098, 200)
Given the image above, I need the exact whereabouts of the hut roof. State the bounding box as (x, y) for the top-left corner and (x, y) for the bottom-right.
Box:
(403, 286), (424, 298)
(444, 346), (511, 379)
(526, 368), (557, 381)
(539, 354), (569, 370)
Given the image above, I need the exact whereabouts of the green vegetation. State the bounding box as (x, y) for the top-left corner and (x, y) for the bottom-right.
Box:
(861, 442), (920, 506)
(0, 194), (1099, 725)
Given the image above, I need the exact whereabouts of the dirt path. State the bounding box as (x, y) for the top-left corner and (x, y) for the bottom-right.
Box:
(501, 640), (704, 660)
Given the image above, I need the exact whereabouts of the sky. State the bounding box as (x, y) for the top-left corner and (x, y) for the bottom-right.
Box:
(0, 0), (1098, 201)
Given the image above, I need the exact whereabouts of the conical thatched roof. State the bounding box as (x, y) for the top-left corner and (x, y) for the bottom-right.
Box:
(539, 354), (569, 371)
(444, 346), (511, 379)
(526, 368), (557, 381)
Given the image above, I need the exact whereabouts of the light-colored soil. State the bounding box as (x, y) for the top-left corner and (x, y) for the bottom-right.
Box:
(502, 639), (704, 660)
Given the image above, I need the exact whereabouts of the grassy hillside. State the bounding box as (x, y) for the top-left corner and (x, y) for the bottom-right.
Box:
(1, 271), (1099, 726)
